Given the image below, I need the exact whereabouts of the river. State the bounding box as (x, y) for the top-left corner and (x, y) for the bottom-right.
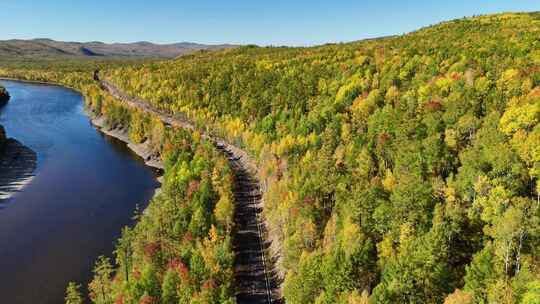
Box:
(0, 80), (159, 303)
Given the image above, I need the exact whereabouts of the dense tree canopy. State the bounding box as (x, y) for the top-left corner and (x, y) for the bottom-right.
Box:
(99, 12), (540, 303)
(84, 96), (237, 304)
(2, 11), (540, 304)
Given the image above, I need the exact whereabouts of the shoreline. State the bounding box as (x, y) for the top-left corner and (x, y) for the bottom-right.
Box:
(0, 77), (164, 203)
(87, 111), (164, 199)
(0, 77), (164, 171)
(87, 111), (164, 171)
(0, 77), (69, 88)
(0, 77), (80, 94)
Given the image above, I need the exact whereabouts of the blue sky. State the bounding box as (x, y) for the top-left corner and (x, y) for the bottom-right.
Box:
(0, 0), (539, 46)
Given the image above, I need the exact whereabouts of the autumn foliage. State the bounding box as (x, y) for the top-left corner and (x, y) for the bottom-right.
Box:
(3, 11), (540, 304)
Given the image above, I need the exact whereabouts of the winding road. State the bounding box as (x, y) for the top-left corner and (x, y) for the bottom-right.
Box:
(97, 75), (282, 303)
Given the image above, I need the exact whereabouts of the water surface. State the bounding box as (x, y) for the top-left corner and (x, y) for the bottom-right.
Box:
(0, 80), (159, 303)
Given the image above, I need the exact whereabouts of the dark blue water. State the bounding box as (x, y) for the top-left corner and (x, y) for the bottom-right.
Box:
(0, 80), (159, 304)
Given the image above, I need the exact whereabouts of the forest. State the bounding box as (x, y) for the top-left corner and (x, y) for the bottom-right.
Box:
(1, 66), (238, 303)
(74, 89), (238, 304)
(2, 11), (540, 304)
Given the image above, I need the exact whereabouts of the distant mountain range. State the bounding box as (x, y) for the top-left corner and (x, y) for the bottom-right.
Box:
(0, 39), (237, 58)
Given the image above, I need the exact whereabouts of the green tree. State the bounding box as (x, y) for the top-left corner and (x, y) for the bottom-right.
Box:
(65, 282), (83, 304)
(521, 281), (540, 304)
(161, 268), (180, 304)
(464, 246), (497, 304)
(284, 251), (323, 304)
(89, 256), (113, 304)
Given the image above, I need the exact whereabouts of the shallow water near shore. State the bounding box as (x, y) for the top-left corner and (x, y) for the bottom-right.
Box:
(0, 80), (159, 303)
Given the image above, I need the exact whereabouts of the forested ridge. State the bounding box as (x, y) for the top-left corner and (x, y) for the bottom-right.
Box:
(101, 12), (540, 303)
(1, 11), (540, 304)
(81, 94), (239, 304)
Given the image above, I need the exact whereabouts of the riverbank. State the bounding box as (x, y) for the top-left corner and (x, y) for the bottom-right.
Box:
(0, 77), (75, 90)
(1, 77), (164, 170)
(1, 77), (164, 190)
(87, 112), (164, 171)
(0, 79), (161, 304)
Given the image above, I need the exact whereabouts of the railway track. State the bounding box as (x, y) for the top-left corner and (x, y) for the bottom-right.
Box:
(97, 75), (282, 303)
(218, 144), (279, 303)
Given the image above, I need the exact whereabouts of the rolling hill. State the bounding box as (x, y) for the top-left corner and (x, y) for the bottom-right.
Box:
(97, 12), (540, 304)
(0, 38), (236, 58)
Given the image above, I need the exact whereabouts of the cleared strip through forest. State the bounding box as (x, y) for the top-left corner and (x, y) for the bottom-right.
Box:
(96, 74), (282, 303)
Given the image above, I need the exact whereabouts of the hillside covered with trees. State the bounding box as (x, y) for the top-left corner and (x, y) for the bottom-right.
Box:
(2, 11), (540, 304)
(99, 12), (540, 303)
(1, 66), (239, 303)
(73, 92), (238, 304)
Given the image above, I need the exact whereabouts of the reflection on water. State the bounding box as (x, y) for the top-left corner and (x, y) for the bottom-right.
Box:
(0, 80), (159, 304)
